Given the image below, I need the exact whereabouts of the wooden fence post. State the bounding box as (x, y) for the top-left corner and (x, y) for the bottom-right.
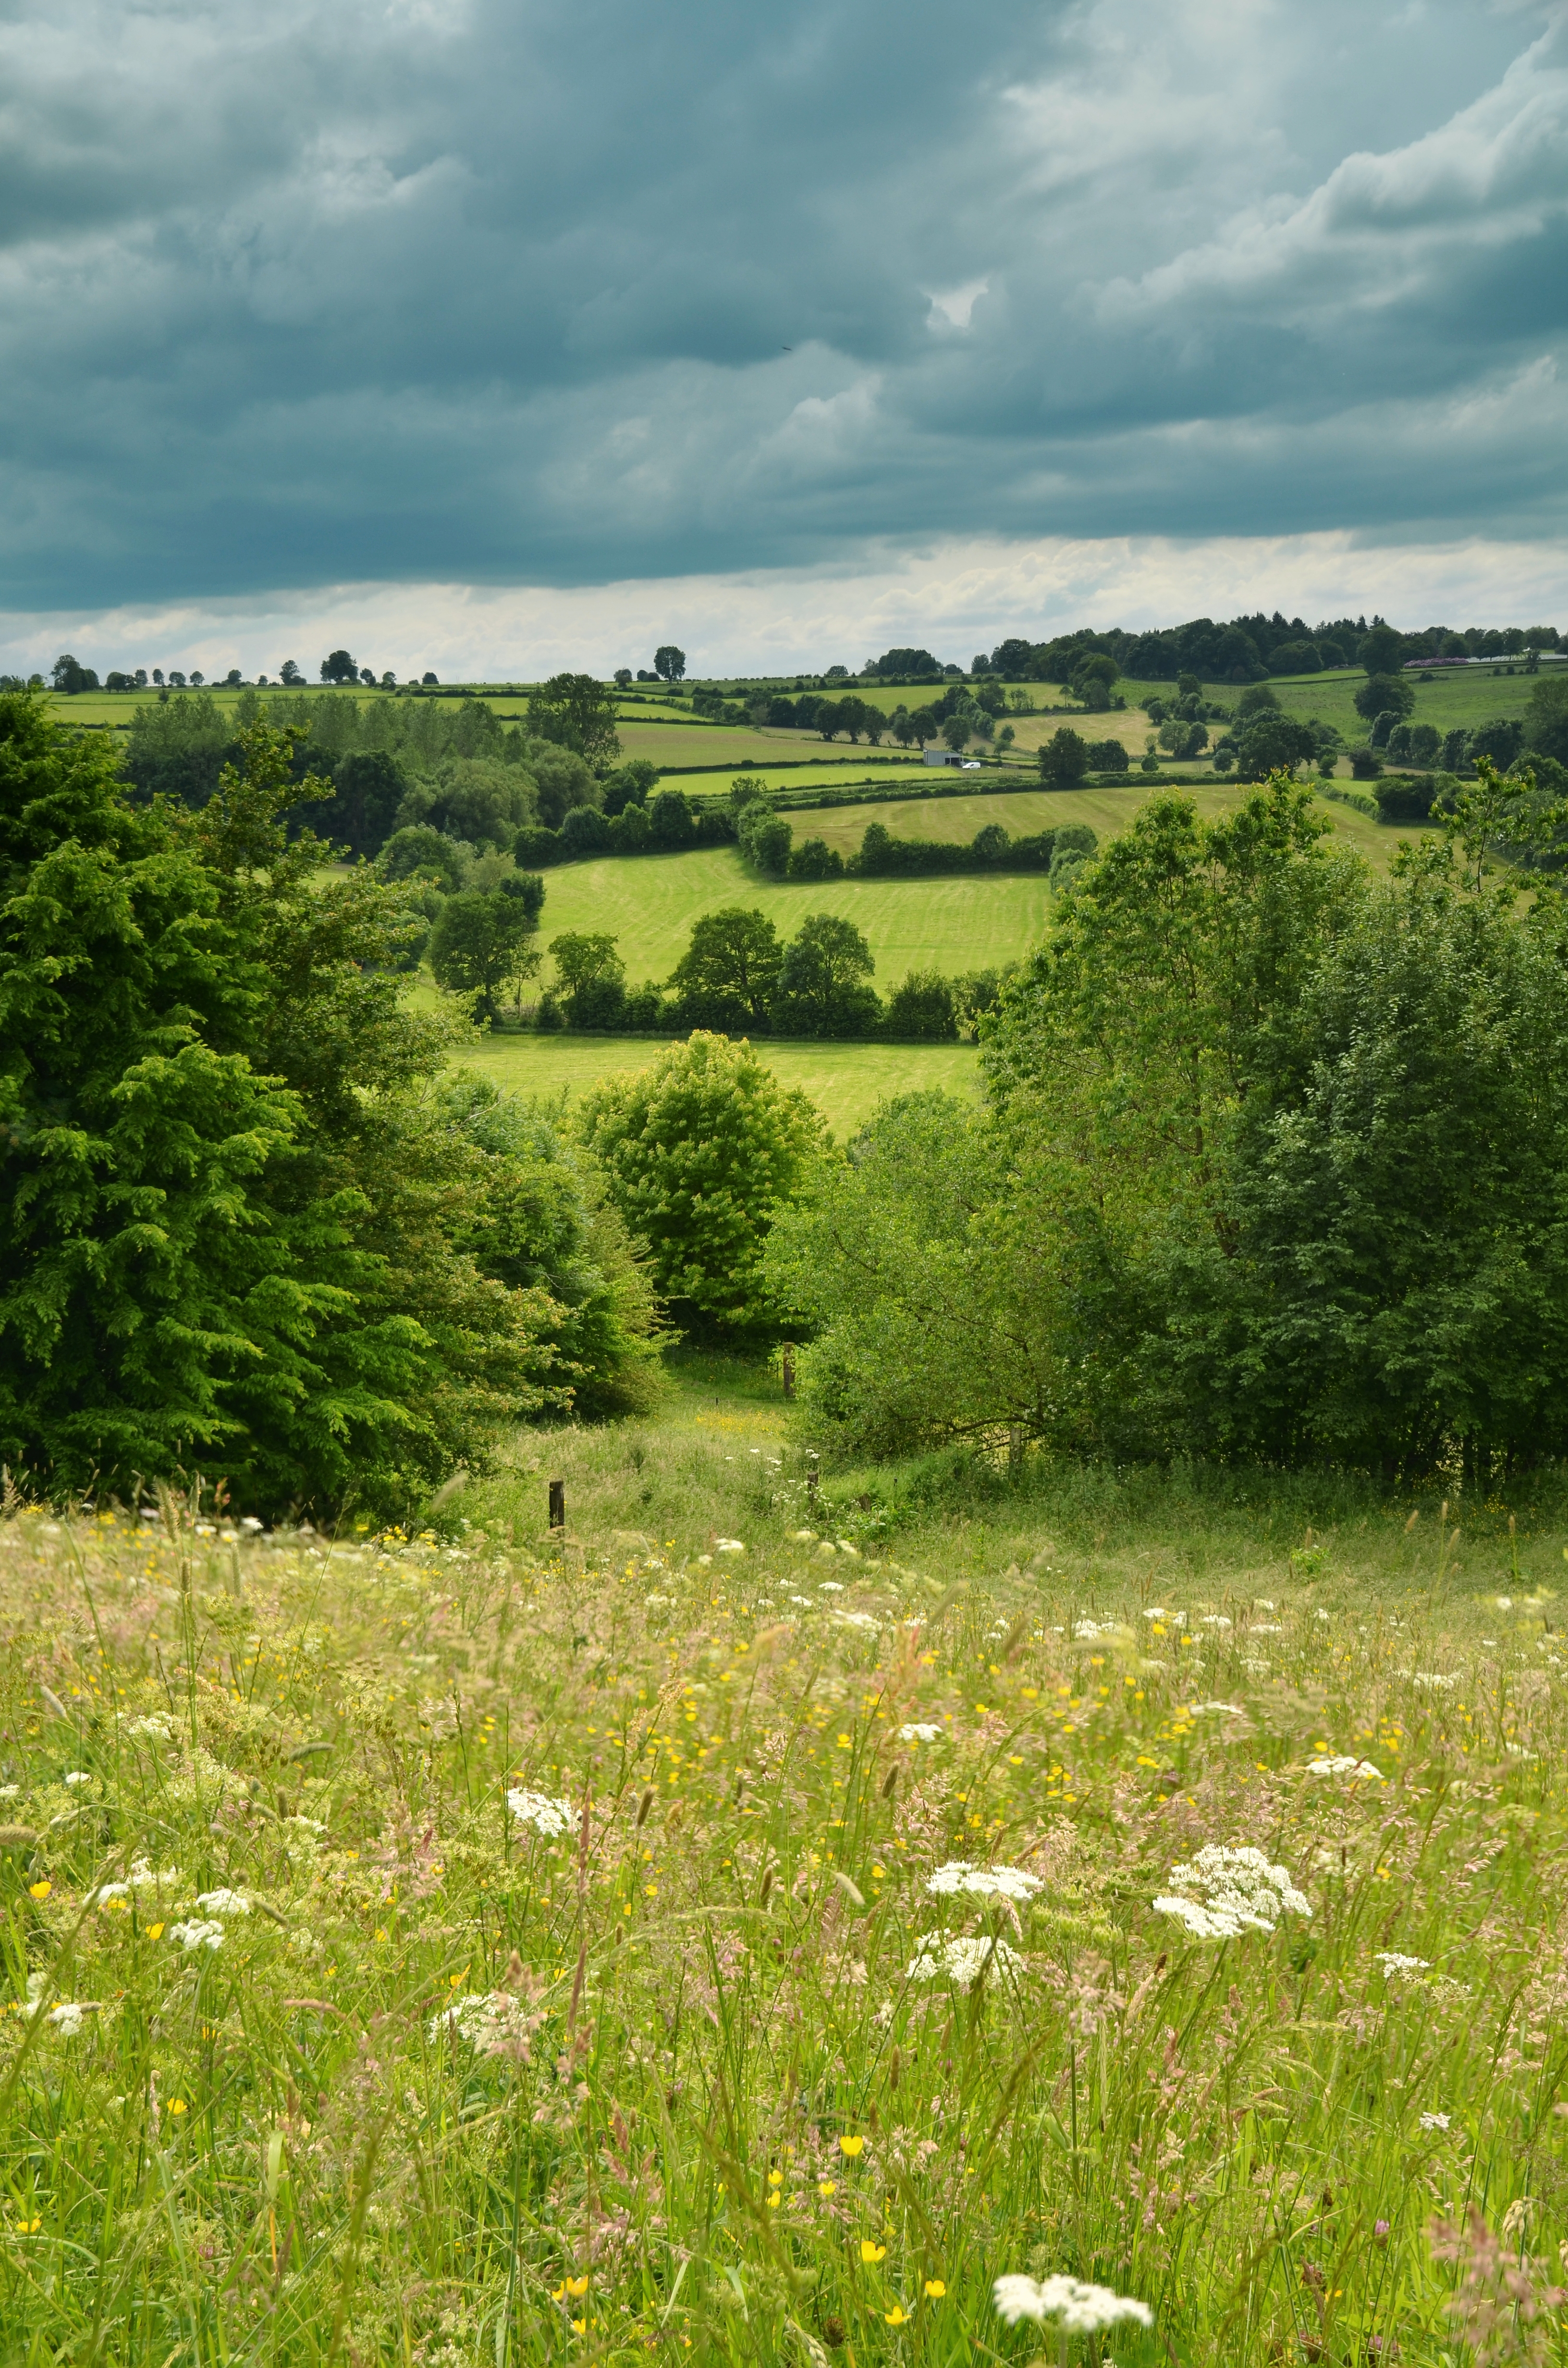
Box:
(782, 1344), (796, 1400)
(549, 1479), (566, 1530)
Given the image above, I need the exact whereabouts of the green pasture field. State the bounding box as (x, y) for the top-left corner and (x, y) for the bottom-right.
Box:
(526, 848), (1053, 983)
(452, 1030), (981, 1135)
(792, 778), (1406, 868)
(41, 684), (404, 733)
(612, 723), (924, 771)
(1266, 664), (1558, 738)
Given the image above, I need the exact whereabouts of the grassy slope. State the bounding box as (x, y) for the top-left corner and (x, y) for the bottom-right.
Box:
(790, 780), (1402, 869)
(531, 848), (1053, 981)
(5, 1372), (1566, 2366)
(454, 1032), (980, 1135)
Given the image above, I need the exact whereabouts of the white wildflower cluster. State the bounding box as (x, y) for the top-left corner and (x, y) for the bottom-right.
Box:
(713, 1538), (745, 1554)
(1199, 1615), (1232, 1630)
(126, 1714), (177, 1744)
(1411, 1673), (1458, 1691)
(906, 1934), (1026, 1991)
(1420, 2111), (1451, 2132)
(427, 1989), (541, 2053)
(167, 1920), (226, 1952)
(993, 2275), (1153, 2332)
(1305, 1756), (1384, 1780)
(90, 1857), (181, 1904)
(1072, 1618), (1124, 1641)
(1375, 1952), (1431, 1978)
(1143, 1606), (1185, 1625)
(927, 1862), (1042, 1902)
(1153, 1844), (1311, 1940)
(195, 1888), (251, 1916)
(62, 1770), (95, 1788)
(507, 1788), (576, 1838)
(833, 1611), (880, 1632)
(898, 1722), (944, 1743)
(20, 1975), (95, 2037)
(1193, 1702), (1244, 1716)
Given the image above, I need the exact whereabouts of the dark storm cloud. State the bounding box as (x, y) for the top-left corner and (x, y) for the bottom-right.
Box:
(0, 0), (1565, 606)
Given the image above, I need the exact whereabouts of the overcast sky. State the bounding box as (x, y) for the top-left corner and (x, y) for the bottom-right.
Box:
(3, 0), (1566, 677)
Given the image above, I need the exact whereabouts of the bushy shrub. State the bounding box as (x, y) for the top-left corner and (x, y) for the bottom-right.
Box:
(884, 970), (958, 1040)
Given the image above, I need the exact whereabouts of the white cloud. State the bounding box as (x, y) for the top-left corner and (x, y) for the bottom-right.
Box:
(926, 279), (990, 331)
(5, 529), (1564, 685)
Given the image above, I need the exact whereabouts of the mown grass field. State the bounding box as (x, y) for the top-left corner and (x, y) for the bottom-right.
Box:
(453, 1033), (981, 1136)
(6, 1358), (1568, 2367)
(1268, 666), (1557, 737)
(788, 781), (1404, 869)
(526, 850), (1053, 985)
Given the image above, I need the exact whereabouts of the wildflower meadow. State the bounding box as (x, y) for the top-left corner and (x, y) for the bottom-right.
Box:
(3, 1432), (1568, 2368)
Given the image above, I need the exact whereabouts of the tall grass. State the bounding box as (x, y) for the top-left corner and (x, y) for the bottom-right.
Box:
(2, 1408), (1567, 2366)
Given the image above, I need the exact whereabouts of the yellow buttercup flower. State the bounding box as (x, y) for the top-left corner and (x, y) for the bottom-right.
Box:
(566, 2275), (588, 2297)
(146, 1922), (165, 1940)
(924, 2279), (946, 2298)
(28, 1881), (51, 1902)
(885, 2305), (907, 2324)
(819, 2180), (837, 2198)
(860, 2240), (886, 2263)
(166, 2099), (187, 2117)
(839, 2135), (864, 2158)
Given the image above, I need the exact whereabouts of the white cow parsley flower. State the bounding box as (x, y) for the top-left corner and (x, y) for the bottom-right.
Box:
(167, 1920), (226, 1952)
(993, 2275), (1152, 2332)
(898, 1723), (944, 1742)
(1153, 1843), (1310, 1939)
(1375, 1952), (1431, 1978)
(906, 1934), (1026, 1991)
(127, 1715), (177, 1744)
(1305, 1757), (1384, 1780)
(62, 1771), (95, 1788)
(714, 1538), (746, 1554)
(507, 1788), (576, 1838)
(1420, 2111), (1451, 2132)
(927, 1862), (1041, 1902)
(195, 1889), (251, 1916)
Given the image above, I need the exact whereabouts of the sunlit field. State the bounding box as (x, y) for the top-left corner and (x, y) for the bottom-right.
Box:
(517, 851), (1054, 983)
(778, 782), (1405, 871)
(5, 1369), (1568, 2367)
(453, 1033), (982, 1137)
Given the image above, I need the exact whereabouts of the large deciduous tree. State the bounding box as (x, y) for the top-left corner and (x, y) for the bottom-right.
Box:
(524, 674), (622, 771)
(576, 1032), (824, 1331)
(429, 877), (545, 1022)
(771, 913), (881, 1037)
(669, 907), (783, 1030)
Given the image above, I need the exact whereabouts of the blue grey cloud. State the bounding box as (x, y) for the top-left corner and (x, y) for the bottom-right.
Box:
(0, 0), (1564, 609)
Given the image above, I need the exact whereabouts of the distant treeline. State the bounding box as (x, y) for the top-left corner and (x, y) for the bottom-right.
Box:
(949, 615), (1566, 688)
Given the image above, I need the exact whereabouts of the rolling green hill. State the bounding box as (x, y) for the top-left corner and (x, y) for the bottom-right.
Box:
(526, 847), (1053, 982)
